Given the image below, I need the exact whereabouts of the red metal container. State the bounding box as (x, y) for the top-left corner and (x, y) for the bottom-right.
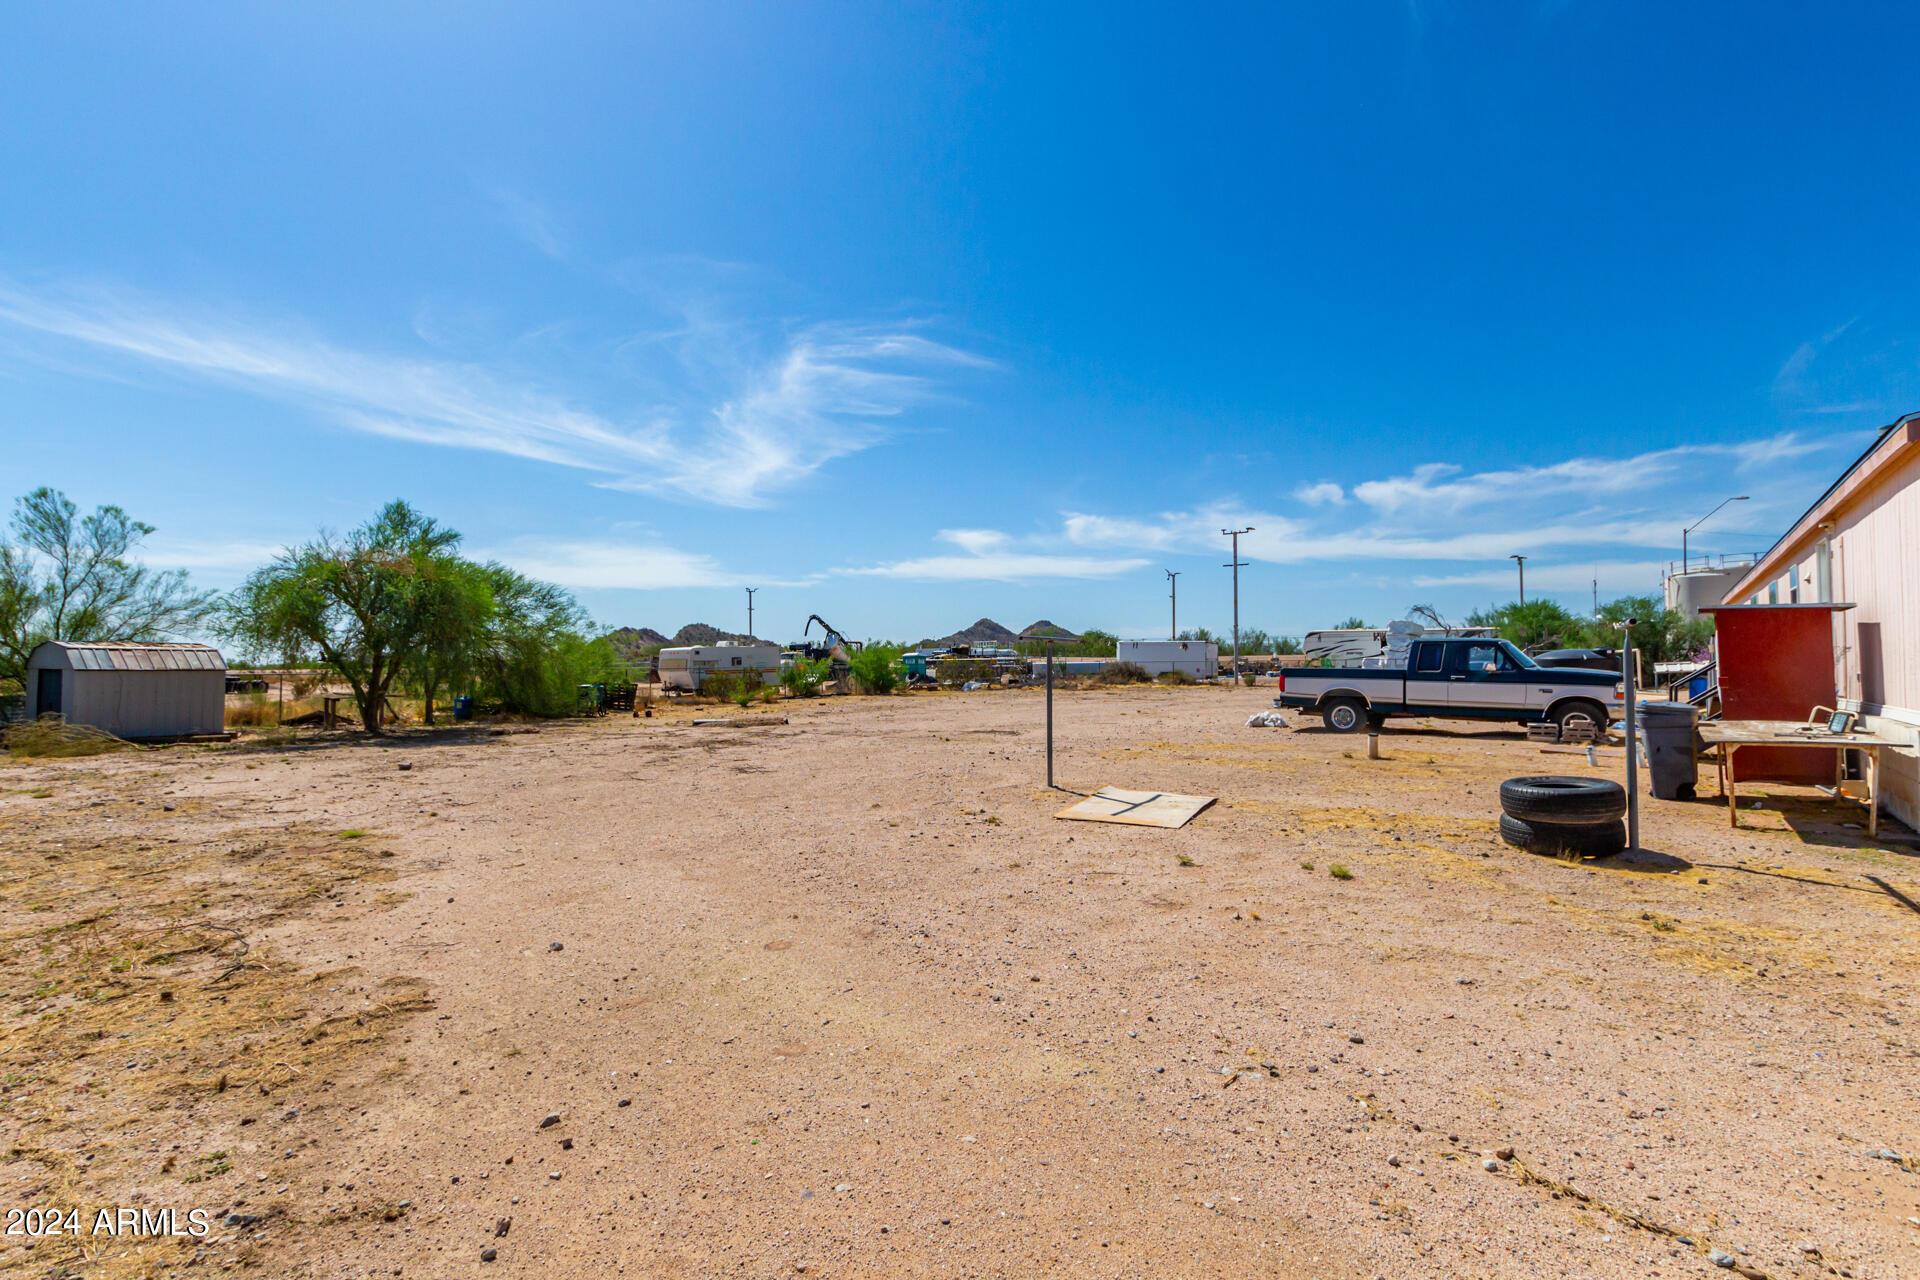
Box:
(1700, 603), (1854, 784)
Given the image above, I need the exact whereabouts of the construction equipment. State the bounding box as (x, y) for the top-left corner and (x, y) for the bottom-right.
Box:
(797, 614), (864, 663)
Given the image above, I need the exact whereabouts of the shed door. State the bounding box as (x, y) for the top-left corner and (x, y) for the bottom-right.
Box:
(35, 669), (62, 719)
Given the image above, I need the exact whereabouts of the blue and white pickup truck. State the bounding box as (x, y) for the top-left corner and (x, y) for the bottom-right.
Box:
(1275, 636), (1622, 733)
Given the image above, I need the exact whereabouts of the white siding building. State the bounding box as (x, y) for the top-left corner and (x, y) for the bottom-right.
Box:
(24, 641), (226, 739)
(1116, 640), (1218, 678)
(1723, 412), (1920, 833)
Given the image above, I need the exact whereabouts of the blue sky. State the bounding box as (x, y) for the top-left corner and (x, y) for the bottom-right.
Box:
(4, 3), (1917, 644)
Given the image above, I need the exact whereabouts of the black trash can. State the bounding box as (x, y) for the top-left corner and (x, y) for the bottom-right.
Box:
(1637, 701), (1701, 800)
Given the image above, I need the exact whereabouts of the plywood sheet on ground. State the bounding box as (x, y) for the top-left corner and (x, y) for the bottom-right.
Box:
(1054, 786), (1215, 828)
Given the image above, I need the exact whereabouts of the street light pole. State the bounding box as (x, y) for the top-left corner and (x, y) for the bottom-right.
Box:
(1682, 496), (1749, 574)
(1222, 527), (1253, 684)
(1166, 570), (1180, 640)
(745, 587), (757, 640)
(1510, 554), (1527, 605)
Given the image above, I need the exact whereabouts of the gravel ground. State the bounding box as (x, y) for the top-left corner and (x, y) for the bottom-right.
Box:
(5, 683), (1919, 1278)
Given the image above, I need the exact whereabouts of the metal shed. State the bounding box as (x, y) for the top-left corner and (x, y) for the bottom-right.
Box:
(24, 641), (227, 739)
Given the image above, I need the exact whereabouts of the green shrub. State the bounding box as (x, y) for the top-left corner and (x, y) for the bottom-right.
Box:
(701, 671), (768, 706)
(1096, 661), (1153, 684)
(778, 658), (829, 698)
(1156, 669), (1197, 686)
(1329, 863), (1353, 880)
(483, 633), (620, 717)
(848, 645), (904, 695)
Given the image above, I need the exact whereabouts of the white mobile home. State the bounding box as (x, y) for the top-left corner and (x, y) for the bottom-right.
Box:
(657, 642), (783, 692)
(25, 641), (226, 739)
(1116, 640), (1218, 678)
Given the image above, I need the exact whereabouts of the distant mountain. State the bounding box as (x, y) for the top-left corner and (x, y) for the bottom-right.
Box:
(1018, 619), (1077, 639)
(935, 617), (1022, 648)
(604, 627), (670, 663)
(670, 623), (754, 646)
(604, 624), (760, 661)
(606, 626), (669, 648)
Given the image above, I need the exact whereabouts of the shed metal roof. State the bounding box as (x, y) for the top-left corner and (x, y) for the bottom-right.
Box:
(33, 641), (226, 672)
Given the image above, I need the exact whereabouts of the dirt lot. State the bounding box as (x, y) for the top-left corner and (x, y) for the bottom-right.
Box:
(5, 684), (1919, 1278)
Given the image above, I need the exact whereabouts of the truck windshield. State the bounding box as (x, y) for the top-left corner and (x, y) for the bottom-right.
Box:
(1500, 640), (1539, 670)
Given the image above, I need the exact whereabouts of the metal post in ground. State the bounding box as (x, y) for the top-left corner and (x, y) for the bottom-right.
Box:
(1511, 554), (1527, 605)
(1045, 641), (1054, 788)
(1619, 619), (1639, 852)
(745, 587), (757, 640)
(1166, 569), (1179, 640)
(1019, 625), (1082, 791)
(1222, 527), (1252, 683)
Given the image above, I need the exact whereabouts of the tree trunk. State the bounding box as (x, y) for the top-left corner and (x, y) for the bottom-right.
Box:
(359, 665), (385, 735)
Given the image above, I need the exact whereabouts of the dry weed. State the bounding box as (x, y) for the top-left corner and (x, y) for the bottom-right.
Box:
(0, 805), (428, 1279)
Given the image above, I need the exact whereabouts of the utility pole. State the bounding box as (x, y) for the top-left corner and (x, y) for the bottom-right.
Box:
(745, 587), (757, 640)
(1221, 527), (1253, 684)
(1510, 554), (1528, 605)
(1165, 570), (1180, 640)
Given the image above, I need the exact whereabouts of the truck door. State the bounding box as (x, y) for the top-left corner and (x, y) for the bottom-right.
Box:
(1405, 641), (1448, 712)
(1446, 640), (1530, 712)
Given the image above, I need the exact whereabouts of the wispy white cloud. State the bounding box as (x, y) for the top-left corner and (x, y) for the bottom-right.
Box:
(1063, 509), (1676, 563)
(842, 552), (1149, 582)
(1023, 431), (1856, 595)
(141, 536), (291, 576)
(1060, 505), (1285, 554)
(1294, 481), (1345, 506)
(607, 328), (992, 507)
(486, 187), (568, 262)
(1346, 435), (1824, 518)
(0, 278), (986, 508)
(1409, 561), (1669, 592)
(475, 537), (819, 591)
(937, 528), (1012, 555)
(841, 528), (1149, 583)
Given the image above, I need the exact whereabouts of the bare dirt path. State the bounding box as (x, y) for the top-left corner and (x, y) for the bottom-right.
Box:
(6, 685), (1919, 1278)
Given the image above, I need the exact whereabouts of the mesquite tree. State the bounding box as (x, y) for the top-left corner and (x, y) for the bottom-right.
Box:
(0, 487), (217, 688)
(223, 501), (472, 733)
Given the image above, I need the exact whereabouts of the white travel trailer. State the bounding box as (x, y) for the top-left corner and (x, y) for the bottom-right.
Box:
(1116, 639), (1219, 678)
(657, 642), (783, 692)
(1302, 623), (1494, 668)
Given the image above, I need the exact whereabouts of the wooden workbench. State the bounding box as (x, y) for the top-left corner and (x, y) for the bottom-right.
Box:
(1698, 719), (1897, 837)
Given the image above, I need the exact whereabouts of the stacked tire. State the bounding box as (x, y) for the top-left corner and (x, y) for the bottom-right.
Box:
(1498, 776), (1627, 857)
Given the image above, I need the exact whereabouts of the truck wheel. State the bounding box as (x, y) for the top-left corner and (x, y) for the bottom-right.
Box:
(1499, 775), (1627, 825)
(1552, 701), (1610, 736)
(1499, 813), (1627, 857)
(1321, 697), (1367, 732)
